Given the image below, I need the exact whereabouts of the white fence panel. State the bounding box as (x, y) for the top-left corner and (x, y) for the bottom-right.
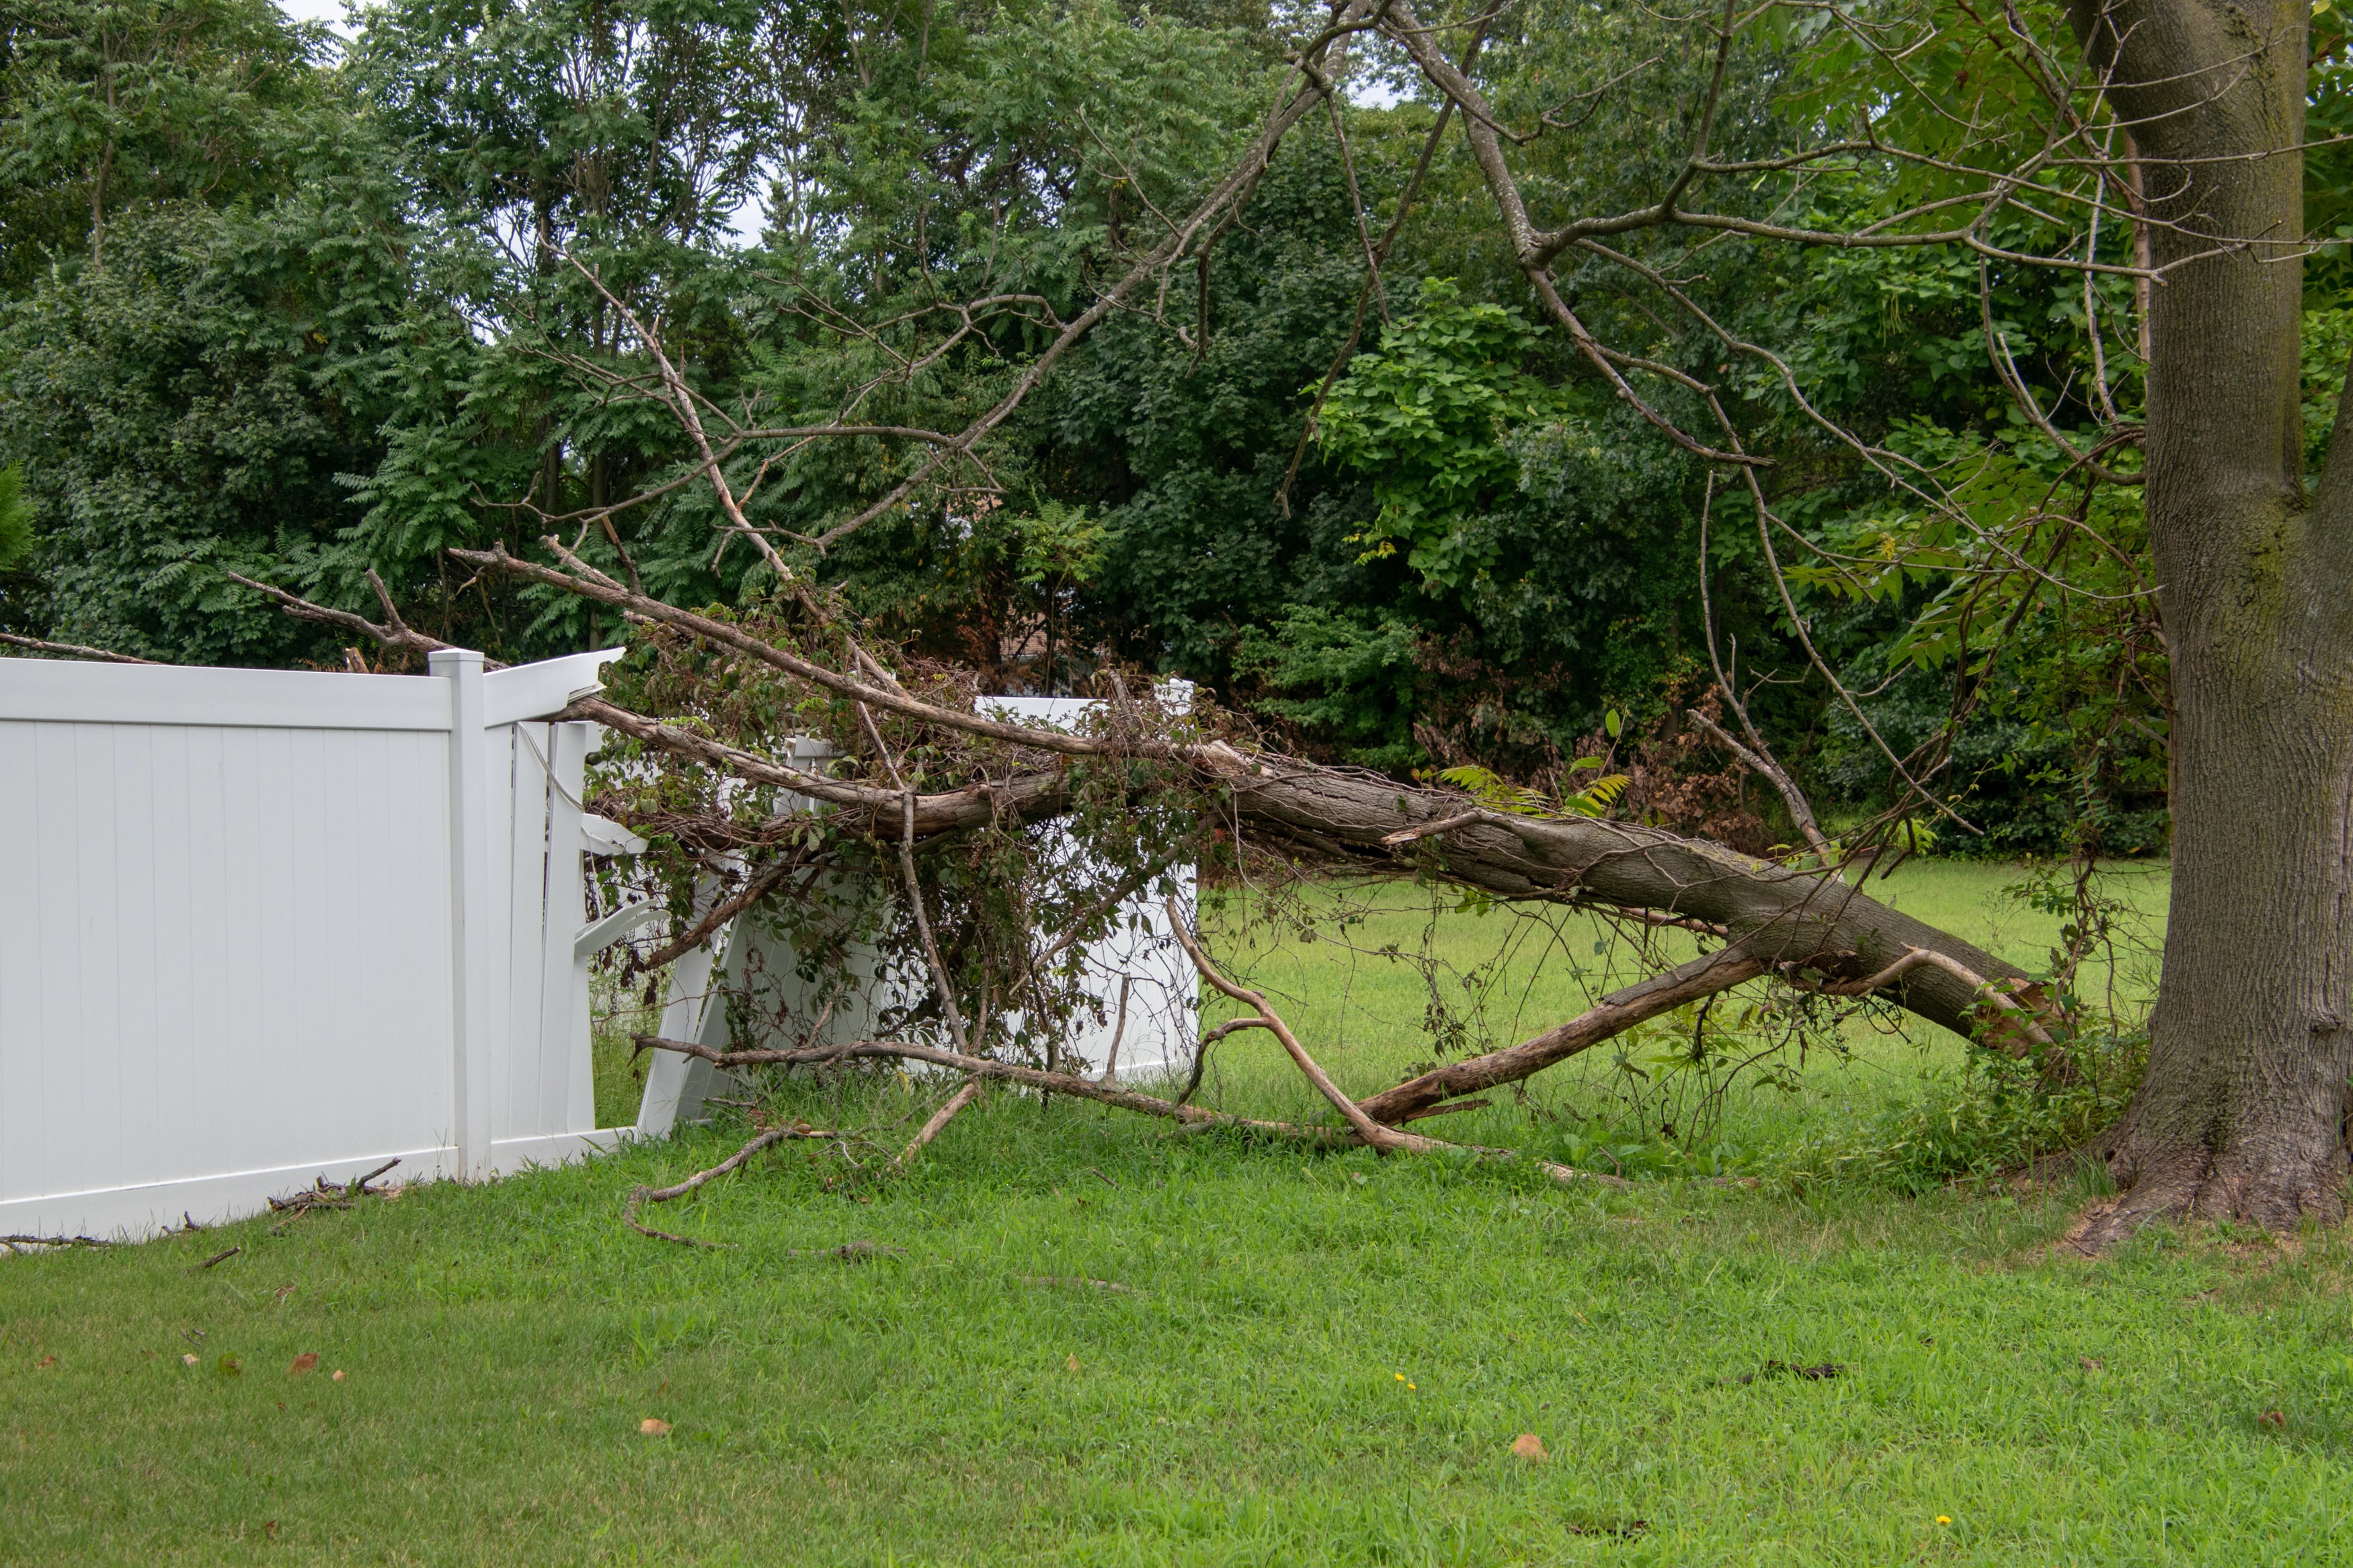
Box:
(0, 648), (627, 1241)
(984, 694), (1197, 1081)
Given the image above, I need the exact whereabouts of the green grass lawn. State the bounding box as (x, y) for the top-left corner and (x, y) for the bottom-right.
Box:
(24, 856), (2353, 1568)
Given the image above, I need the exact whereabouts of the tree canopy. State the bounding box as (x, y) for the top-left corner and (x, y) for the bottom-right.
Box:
(10, 0), (2294, 856)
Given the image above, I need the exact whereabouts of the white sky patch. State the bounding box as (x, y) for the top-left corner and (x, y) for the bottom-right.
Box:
(276, 0), (360, 36)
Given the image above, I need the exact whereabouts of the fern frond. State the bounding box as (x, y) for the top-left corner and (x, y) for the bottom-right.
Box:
(1560, 774), (1631, 817)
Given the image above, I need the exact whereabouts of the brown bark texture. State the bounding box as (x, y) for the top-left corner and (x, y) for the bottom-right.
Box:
(1224, 761), (2042, 1048)
(2067, 0), (2353, 1233)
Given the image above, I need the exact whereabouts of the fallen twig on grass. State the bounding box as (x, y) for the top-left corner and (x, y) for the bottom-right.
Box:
(196, 1246), (242, 1270)
(1720, 1360), (1844, 1385)
(635, 1031), (1334, 1137)
(625, 1123), (852, 1245)
(263, 1161), (409, 1233)
(347, 1158), (401, 1198)
(1, 1232), (115, 1255)
(1018, 1274), (1144, 1294)
(1538, 1163), (1633, 1190)
(893, 1081), (983, 1171)
(782, 1239), (906, 1261)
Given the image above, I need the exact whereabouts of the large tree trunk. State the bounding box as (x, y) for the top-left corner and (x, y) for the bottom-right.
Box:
(1225, 763), (2044, 1046)
(2070, 0), (2353, 1233)
(491, 558), (2056, 1112)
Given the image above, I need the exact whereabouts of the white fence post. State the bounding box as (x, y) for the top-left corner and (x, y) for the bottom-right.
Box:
(431, 648), (497, 1180)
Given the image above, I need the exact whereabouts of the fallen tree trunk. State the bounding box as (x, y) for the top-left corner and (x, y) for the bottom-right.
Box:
(573, 692), (2045, 1061)
(246, 557), (2059, 1123)
(496, 556), (2052, 1067)
(1220, 762), (2052, 1052)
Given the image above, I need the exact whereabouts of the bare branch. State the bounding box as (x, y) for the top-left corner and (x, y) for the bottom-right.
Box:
(858, 701), (972, 1051)
(1166, 895), (1416, 1151)
(623, 1123), (847, 1245)
(1353, 946), (1768, 1124)
(223, 573), (464, 663)
(892, 1081), (983, 1169)
(0, 631), (156, 664)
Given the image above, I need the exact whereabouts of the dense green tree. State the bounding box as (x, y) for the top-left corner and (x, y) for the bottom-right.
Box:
(0, 0), (415, 661)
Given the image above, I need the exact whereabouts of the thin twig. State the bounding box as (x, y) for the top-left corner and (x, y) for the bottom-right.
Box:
(1018, 1274), (1143, 1294)
(346, 1158), (401, 1198)
(1164, 897), (1417, 1151)
(624, 1125), (844, 1245)
(1096, 975), (1132, 1086)
(857, 703), (971, 1053)
(1, 1231), (115, 1253)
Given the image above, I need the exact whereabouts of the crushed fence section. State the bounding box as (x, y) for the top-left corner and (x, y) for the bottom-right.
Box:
(0, 657), (1199, 1241)
(639, 697), (1201, 1127)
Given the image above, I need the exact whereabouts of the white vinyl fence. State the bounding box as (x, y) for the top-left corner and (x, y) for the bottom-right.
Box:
(2, 657), (1195, 1242)
(0, 648), (639, 1240)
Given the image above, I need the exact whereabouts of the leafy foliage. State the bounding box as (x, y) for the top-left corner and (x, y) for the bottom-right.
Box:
(34, 0), (2353, 853)
(0, 462), (28, 573)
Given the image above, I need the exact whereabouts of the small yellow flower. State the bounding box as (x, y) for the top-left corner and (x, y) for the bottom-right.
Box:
(1406, 1383), (1417, 1391)
(1396, 1373), (1406, 1382)
(1936, 1516), (1952, 1526)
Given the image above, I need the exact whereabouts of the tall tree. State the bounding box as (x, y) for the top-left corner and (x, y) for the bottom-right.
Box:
(2063, 0), (2352, 1231)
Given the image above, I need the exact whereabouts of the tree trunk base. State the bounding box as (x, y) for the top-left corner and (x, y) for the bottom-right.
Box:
(2066, 1139), (2348, 1254)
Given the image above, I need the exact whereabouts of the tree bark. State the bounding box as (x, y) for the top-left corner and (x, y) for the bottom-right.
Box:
(2069, 0), (2353, 1234)
(1222, 761), (2046, 1047)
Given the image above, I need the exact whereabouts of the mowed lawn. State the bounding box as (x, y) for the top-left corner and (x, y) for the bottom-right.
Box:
(19, 858), (2353, 1567)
